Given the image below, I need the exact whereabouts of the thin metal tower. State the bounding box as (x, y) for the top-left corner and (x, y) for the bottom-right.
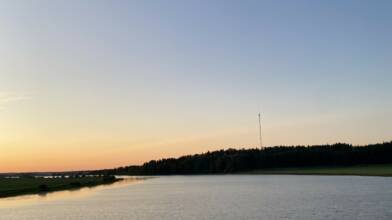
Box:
(258, 113), (262, 148)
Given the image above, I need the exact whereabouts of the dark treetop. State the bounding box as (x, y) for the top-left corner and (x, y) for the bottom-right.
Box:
(95, 141), (392, 175)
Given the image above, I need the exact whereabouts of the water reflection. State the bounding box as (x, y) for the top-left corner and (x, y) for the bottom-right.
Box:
(0, 175), (391, 220)
(0, 176), (149, 208)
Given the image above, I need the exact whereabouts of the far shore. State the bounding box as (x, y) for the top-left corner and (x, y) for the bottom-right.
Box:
(241, 164), (392, 177)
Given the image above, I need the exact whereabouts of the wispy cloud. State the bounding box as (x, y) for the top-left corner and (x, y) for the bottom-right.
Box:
(0, 92), (31, 109)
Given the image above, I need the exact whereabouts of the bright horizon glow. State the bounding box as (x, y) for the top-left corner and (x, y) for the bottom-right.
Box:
(1, 1), (391, 172)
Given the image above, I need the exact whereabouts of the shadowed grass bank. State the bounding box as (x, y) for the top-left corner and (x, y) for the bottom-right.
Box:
(0, 176), (119, 198)
(242, 164), (392, 176)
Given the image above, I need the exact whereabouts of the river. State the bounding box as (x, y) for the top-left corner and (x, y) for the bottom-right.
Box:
(1, 175), (391, 220)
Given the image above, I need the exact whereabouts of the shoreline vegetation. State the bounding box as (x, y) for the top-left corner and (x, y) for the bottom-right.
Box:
(242, 164), (392, 177)
(96, 141), (392, 176)
(0, 175), (119, 198)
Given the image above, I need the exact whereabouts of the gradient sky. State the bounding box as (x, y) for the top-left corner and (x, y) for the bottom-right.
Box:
(1, 0), (391, 172)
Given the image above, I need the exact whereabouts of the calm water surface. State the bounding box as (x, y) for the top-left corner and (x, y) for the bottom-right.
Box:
(1, 175), (391, 220)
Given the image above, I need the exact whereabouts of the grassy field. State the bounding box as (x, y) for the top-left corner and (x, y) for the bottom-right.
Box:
(0, 176), (119, 198)
(243, 164), (392, 177)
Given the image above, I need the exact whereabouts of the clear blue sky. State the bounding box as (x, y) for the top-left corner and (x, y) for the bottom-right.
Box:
(0, 0), (391, 171)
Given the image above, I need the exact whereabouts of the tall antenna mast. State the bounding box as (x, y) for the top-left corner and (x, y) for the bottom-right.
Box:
(258, 113), (262, 148)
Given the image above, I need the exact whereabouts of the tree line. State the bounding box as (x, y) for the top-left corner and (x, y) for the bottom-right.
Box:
(92, 141), (392, 175)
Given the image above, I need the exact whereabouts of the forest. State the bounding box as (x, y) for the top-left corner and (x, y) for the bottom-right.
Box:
(94, 141), (392, 175)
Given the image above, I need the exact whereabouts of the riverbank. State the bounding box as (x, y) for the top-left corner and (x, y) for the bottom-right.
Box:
(243, 164), (392, 176)
(0, 176), (120, 198)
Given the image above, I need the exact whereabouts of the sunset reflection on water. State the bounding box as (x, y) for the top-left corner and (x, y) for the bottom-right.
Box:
(0, 176), (148, 208)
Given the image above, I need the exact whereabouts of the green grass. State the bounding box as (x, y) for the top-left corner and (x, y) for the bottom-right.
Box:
(0, 176), (119, 198)
(243, 164), (392, 177)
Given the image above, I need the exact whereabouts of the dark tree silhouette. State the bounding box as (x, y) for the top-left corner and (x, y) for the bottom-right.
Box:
(93, 141), (392, 175)
(38, 184), (49, 192)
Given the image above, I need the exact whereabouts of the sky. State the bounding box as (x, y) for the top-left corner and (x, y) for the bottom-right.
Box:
(0, 0), (391, 172)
